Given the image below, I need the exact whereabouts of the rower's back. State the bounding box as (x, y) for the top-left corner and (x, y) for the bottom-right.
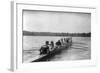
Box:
(40, 41), (50, 55)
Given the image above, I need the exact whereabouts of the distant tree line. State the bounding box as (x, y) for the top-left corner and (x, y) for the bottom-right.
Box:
(23, 31), (91, 37)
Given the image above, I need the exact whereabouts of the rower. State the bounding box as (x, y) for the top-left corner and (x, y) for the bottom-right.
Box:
(50, 41), (54, 51)
(56, 40), (61, 48)
(40, 41), (50, 55)
(60, 38), (64, 47)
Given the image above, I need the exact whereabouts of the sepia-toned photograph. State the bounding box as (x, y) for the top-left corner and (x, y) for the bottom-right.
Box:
(22, 10), (91, 63)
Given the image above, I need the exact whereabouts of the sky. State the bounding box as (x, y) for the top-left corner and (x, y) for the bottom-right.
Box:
(23, 10), (91, 33)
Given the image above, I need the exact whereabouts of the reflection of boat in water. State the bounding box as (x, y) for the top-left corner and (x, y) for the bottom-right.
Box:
(31, 37), (72, 62)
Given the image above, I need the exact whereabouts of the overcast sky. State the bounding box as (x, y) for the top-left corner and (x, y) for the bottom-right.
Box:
(23, 10), (91, 33)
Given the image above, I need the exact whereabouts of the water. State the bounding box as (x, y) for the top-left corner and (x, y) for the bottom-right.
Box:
(23, 36), (91, 62)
